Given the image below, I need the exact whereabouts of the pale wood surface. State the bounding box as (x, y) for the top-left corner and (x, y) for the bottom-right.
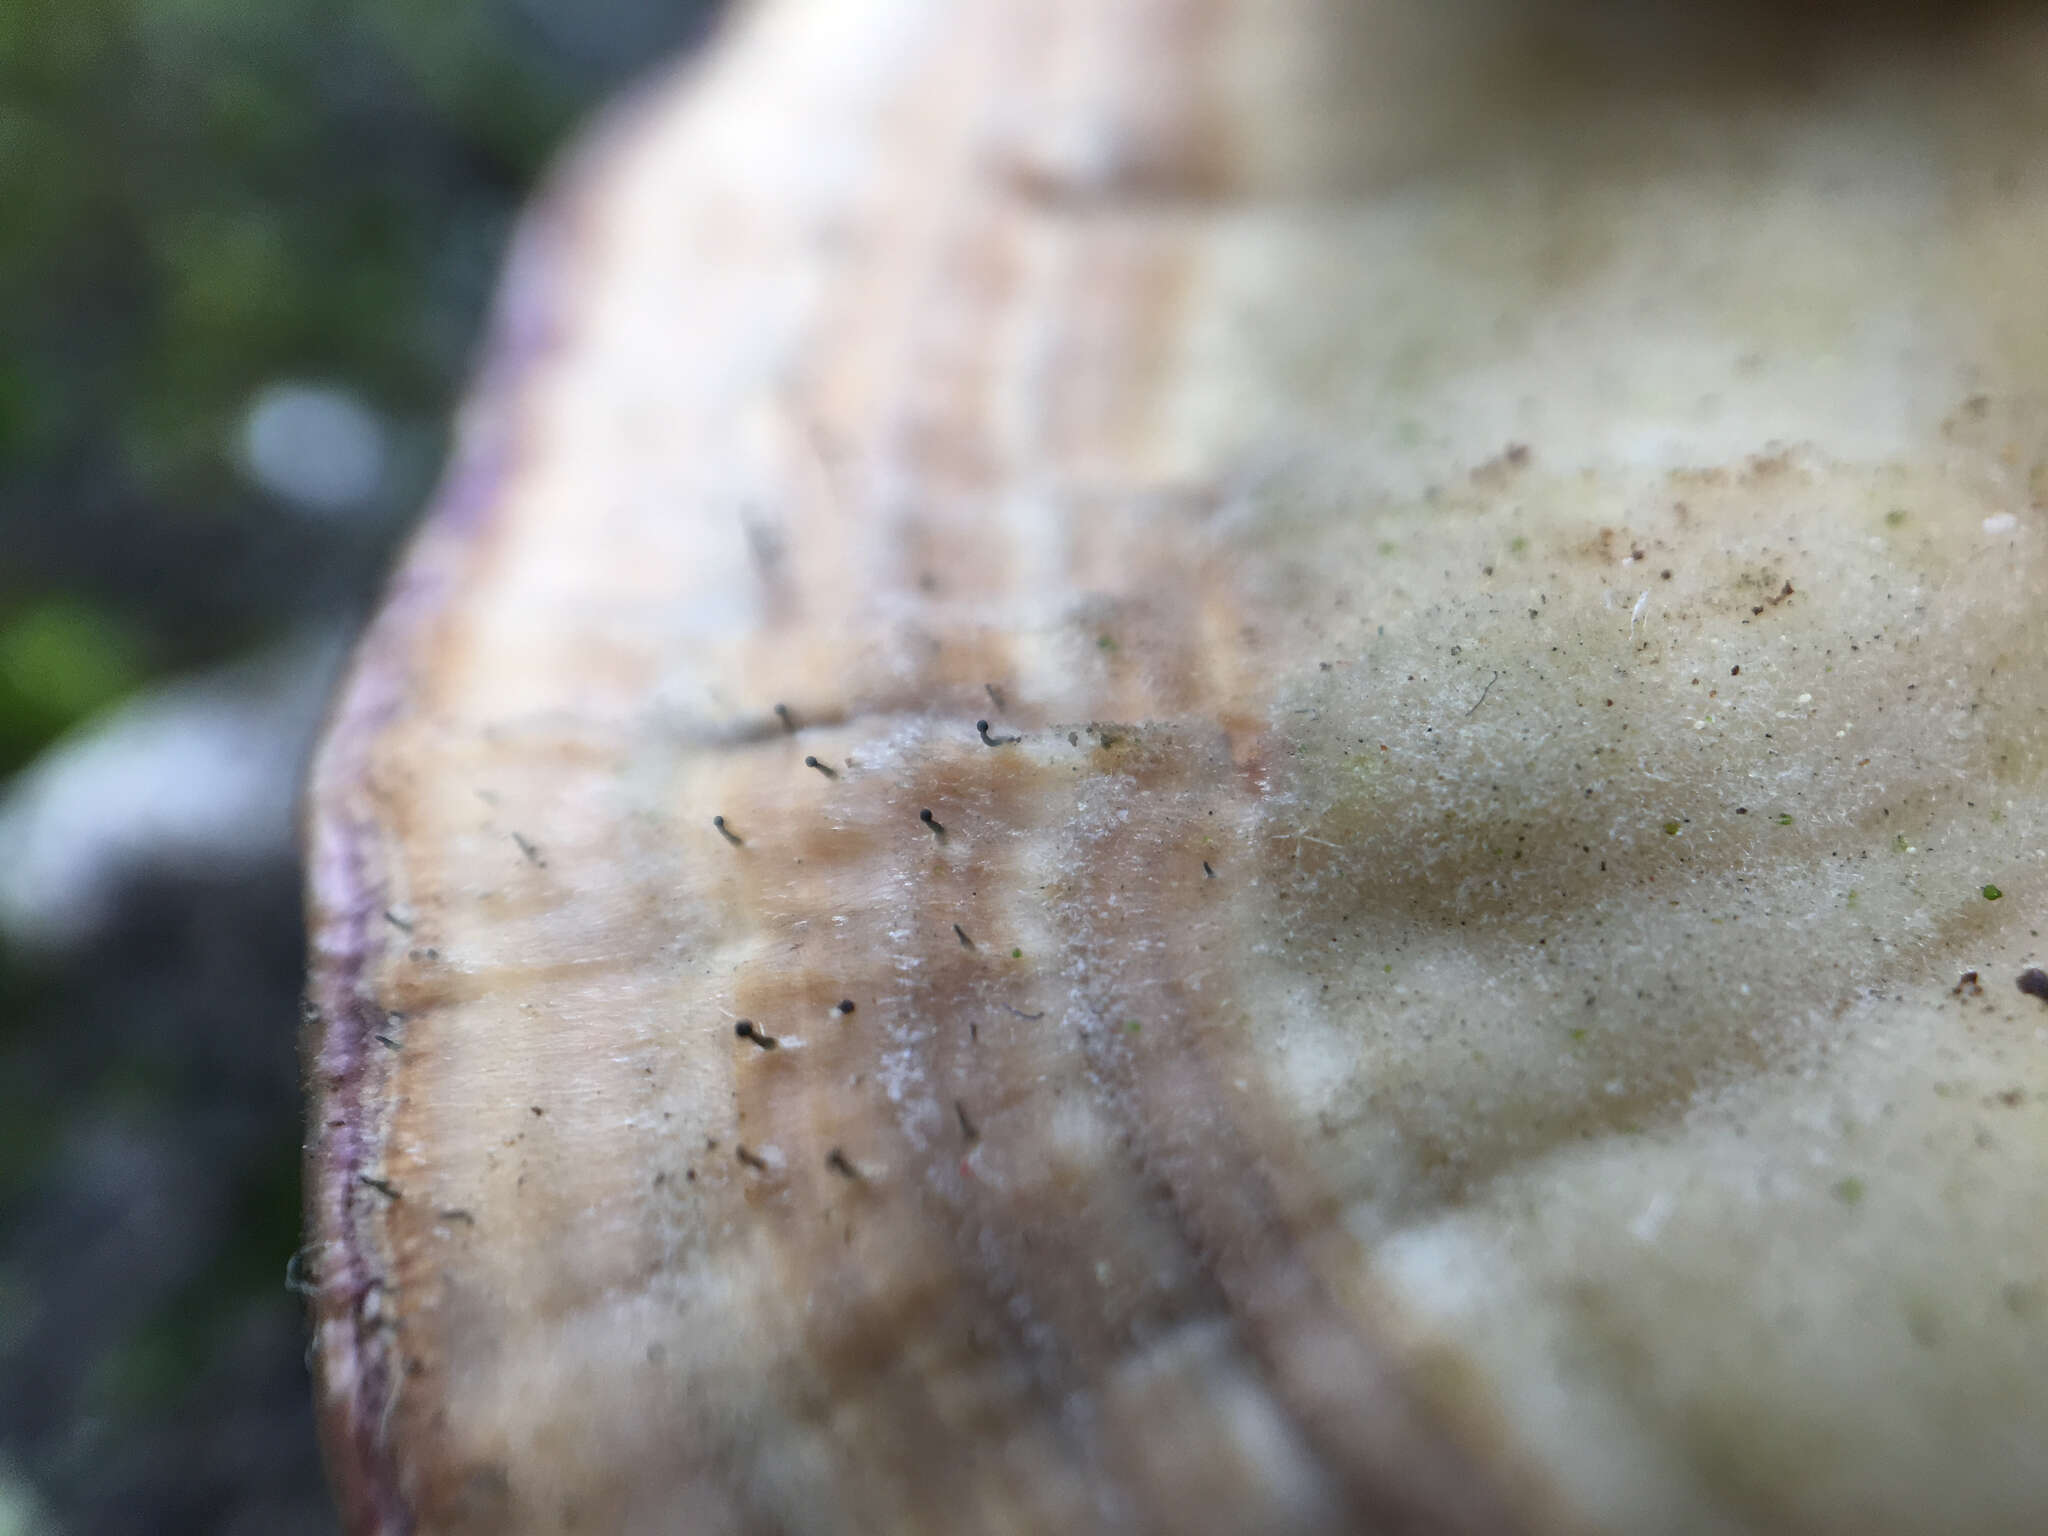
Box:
(306, 3), (2048, 1531)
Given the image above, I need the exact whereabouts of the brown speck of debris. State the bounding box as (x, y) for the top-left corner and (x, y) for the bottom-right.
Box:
(1473, 443), (1531, 485)
(2018, 968), (2048, 1003)
(826, 1148), (861, 1180)
(735, 1145), (769, 1172)
(530, 1105), (545, 1116)
(955, 1101), (981, 1143)
(836, 999), (856, 1015)
(1955, 970), (1983, 998)
(1731, 665), (1740, 676)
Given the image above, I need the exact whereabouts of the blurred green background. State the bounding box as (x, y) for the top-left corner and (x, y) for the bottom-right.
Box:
(0, 3), (718, 1530)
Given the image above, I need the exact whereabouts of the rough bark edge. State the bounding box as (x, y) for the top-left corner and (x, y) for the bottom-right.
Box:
(296, 67), (691, 1536)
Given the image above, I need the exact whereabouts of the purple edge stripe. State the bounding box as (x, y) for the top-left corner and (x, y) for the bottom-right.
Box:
(298, 76), (673, 1533)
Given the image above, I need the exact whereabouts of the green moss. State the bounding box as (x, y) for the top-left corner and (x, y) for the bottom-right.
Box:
(0, 598), (144, 771)
(1663, 820), (1681, 836)
(1983, 884), (2004, 901)
(1832, 1176), (1865, 1206)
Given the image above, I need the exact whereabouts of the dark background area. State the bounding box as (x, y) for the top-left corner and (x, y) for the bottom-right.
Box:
(0, 3), (718, 1530)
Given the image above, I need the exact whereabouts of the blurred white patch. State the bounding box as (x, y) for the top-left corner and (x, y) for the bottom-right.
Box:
(0, 1462), (51, 1536)
(239, 382), (387, 515)
(0, 633), (346, 953)
(1982, 512), (2018, 535)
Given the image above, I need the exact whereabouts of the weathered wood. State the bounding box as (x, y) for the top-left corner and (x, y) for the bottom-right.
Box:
(306, 2), (2048, 1531)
